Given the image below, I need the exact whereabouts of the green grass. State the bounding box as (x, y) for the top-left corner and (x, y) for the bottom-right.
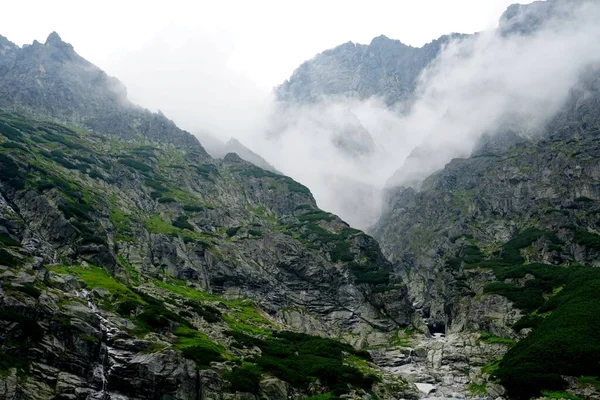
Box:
(541, 391), (583, 400)
(109, 207), (131, 232)
(578, 376), (600, 390)
(173, 326), (225, 368)
(302, 393), (337, 400)
(145, 215), (179, 235)
(467, 383), (487, 395)
(154, 279), (274, 335)
(48, 264), (143, 311)
(478, 331), (516, 346)
(118, 256), (140, 285)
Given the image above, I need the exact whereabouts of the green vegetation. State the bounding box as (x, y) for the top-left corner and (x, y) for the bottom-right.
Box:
(173, 326), (224, 368)
(448, 229), (600, 398)
(172, 215), (194, 231)
(145, 215), (179, 235)
(302, 393), (336, 400)
(574, 229), (600, 250)
(541, 391), (583, 400)
(248, 229), (262, 237)
(348, 263), (390, 285)
(0, 153), (26, 190)
(225, 363), (262, 394)
(119, 157), (152, 172)
(195, 164), (219, 181)
(229, 330), (375, 395)
(118, 256), (140, 285)
(183, 300), (222, 323)
(0, 249), (23, 267)
(226, 226), (241, 238)
(0, 233), (20, 247)
(297, 210), (335, 222)
(183, 205), (204, 212)
(579, 376), (600, 390)
(109, 207), (131, 232)
(494, 266), (600, 399)
(478, 331), (516, 346)
(236, 165), (311, 195)
(153, 279), (273, 335)
(467, 383), (487, 395)
(13, 283), (42, 299)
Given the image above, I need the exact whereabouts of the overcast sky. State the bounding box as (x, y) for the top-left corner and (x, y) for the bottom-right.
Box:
(2, 0), (530, 90)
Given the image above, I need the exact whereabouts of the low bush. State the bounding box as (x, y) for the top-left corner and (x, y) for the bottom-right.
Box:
(226, 364), (262, 394)
(172, 215), (194, 231)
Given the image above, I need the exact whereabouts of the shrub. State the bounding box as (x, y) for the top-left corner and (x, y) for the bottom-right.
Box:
(0, 121), (24, 141)
(181, 345), (223, 367)
(183, 205), (204, 212)
(183, 300), (222, 323)
(0, 153), (26, 190)
(496, 267), (600, 399)
(298, 210), (334, 222)
(348, 262), (390, 286)
(15, 284), (41, 299)
(233, 330), (375, 394)
(1, 141), (27, 150)
(330, 241), (354, 262)
(226, 364), (262, 394)
(0, 311), (44, 342)
(119, 158), (152, 172)
(574, 230), (600, 250)
(0, 249), (23, 267)
(226, 226), (241, 238)
(0, 234), (20, 247)
(172, 215), (194, 231)
(248, 229), (262, 237)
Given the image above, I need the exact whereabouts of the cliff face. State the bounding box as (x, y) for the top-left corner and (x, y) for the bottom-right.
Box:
(276, 34), (467, 106)
(373, 63), (600, 398)
(0, 33), (415, 399)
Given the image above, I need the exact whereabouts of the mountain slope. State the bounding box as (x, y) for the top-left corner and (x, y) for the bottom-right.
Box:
(373, 57), (600, 398)
(276, 34), (467, 106)
(0, 33), (415, 399)
(197, 132), (280, 174)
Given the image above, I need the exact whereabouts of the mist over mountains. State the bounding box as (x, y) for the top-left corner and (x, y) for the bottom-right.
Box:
(249, 0), (600, 229)
(1, 1), (600, 399)
(2, 1), (599, 231)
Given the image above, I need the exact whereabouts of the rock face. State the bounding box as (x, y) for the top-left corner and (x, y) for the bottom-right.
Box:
(276, 34), (468, 106)
(0, 32), (203, 151)
(373, 60), (600, 398)
(0, 33), (415, 399)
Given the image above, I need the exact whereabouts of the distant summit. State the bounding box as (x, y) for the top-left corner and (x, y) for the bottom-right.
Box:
(0, 32), (206, 153)
(275, 33), (468, 106)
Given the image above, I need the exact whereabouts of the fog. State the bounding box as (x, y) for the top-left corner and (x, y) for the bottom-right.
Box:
(107, 0), (600, 230)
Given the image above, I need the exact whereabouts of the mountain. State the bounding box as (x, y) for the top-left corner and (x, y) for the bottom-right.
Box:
(274, 0), (600, 398)
(0, 33), (417, 399)
(276, 34), (467, 106)
(499, 0), (589, 36)
(197, 132), (280, 174)
(371, 1), (600, 399)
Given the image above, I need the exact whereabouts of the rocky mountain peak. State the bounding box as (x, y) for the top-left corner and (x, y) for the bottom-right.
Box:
(0, 34), (17, 53)
(45, 31), (64, 45)
(499, 0), (591, 36)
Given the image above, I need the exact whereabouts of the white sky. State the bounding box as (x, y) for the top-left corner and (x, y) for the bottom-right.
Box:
(2, 0), (530, 90)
